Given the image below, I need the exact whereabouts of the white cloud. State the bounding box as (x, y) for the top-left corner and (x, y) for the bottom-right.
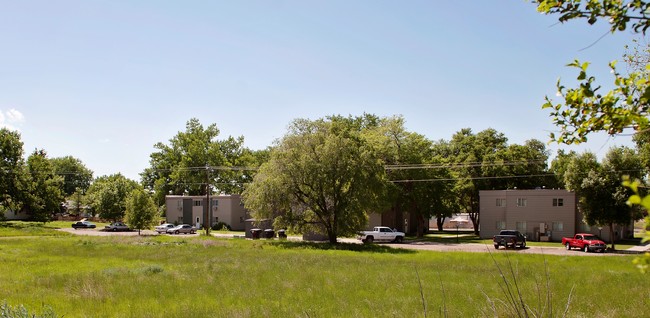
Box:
(0, 108), (24, 131)
(6, 109), (24, 123)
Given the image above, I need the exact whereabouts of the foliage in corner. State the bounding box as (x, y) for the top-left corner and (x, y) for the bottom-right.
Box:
(542, 60), (649, 144)
(623, 177), (650, 273)
(534, 0), (650, 34)
(534, 0), (650, 144)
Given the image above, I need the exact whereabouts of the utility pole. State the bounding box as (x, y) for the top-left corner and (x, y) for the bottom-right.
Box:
(205, 164), (211, 236)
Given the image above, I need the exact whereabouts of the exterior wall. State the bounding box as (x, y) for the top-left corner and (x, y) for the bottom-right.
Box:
(365, 213), (382, 230)
(3, 209), (29, 220)
(212, 195), (247, 231)
(165, 195), (248, 230)
(479, 189), (576, 241)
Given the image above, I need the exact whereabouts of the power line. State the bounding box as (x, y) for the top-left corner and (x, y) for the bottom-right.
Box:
(389, 174), (557, 183)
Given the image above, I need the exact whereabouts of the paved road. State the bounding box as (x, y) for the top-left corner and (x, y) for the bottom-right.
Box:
(60, 228), (643, 256)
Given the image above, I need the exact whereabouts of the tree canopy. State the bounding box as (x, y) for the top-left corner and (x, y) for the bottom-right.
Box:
(125, 188), (158, 235)
(23, 150), (64, 222)
(141, 118), (261, 206)
(87, 174), (140, 221)
(242, 115), (390, 244)
(446, 128), (551, 234)
(0, 128), (26, 218)
(50, 156), (93, 197)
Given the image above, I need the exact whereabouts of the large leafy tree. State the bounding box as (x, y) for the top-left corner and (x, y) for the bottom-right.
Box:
(87, 174), (139, 221)
(125, 188), (158, 235)
(141, 118), (254, 207)
(50, 156), (93, 197)
(242, 115), (390, 244)
(367, 116), (456, 237)
(23, 150), (64, 222)
(579, 147), (644, 248)
(449, 128), (551, 234)
(0, 128), (27, 218)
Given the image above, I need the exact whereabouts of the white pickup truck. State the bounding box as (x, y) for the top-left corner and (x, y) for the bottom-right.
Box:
(358, 226), (405, 244)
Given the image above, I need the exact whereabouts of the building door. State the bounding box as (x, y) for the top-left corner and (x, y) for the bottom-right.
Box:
(182, 199), (193, 224)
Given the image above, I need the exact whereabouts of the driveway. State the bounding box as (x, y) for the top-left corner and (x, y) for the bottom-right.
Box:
(380, 241), (619, 256)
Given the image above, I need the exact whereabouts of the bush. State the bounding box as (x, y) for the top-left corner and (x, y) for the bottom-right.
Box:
(0, 300), (58, 318)
(211, 222), (231, 231)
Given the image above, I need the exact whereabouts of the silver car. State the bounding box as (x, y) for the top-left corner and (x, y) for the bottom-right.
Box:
(166, 224), (196, 235)
(155, 223), (176, 234)
(105, 222), (130, 232)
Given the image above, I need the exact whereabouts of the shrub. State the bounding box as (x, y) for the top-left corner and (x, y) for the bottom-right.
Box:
(211, 222), (231, 231)
(0, 301), (58, 318)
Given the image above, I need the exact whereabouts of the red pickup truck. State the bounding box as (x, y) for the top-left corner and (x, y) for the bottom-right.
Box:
(561, 233), (607, 253)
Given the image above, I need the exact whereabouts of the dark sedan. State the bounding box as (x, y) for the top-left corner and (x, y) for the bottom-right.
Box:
(71, 221), (96, 229)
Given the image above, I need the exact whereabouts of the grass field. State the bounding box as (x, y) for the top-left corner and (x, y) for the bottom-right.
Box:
(0, 231), (648, 317)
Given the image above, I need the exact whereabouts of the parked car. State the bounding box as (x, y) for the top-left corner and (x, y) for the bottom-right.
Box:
(166, 224), (196, 235)
(105, 222), (130, 232)
(562, 233), (607, 253)
(155, 223), (176, 234)
(357, 226), (405, 243)
(493, 230), (527, 249)
(71, 221), (96, 229)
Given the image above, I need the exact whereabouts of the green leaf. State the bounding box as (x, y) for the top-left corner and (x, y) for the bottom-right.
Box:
(642, 195), (650, 210)
(627, 195), (641, 205)
(578, 71), (586, 80)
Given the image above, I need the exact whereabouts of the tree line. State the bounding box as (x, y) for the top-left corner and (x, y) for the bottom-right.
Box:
(2, 113), (645, 244)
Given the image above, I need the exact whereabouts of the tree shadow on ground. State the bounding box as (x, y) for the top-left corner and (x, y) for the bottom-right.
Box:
(268, 240), (417, 254)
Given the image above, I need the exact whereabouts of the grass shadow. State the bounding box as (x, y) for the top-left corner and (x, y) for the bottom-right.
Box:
(415, 230), (486, 244)
(268, 240), (417, 254)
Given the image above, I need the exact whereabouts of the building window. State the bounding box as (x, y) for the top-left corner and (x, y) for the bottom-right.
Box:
(212, 199), (218, 206)
(193, 200), (202, 207)
(580, 223), (591, 232)
(552, 198), (564, 207)
(177, 216), (183, 223)
(516, 221), (527, 232)
(517, 198), (527, 207)
(552, 222), (564, 231)
(496, 220), (506, 230)
(496, 198), (506, 207)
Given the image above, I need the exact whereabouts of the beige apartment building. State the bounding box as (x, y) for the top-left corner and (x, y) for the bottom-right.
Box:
(479, 189), (634, 242)
(479, 189), (577, 241)
(164, 194), (248, 231)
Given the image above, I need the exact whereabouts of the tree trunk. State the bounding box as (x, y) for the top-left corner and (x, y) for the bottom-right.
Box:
(469, 212), (479, 235)
(609, 222), (615, 250)
(328, 233), (337, 244)
(326, 225), (337, 244)
(436, 216), (445, 232)
(416, 214), (425, 238)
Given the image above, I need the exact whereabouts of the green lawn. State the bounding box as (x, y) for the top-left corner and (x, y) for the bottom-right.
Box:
(0, 221), (113, 237)
(0, 234), (647, 317)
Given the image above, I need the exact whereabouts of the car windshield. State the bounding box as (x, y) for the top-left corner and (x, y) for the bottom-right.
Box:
(583, 235), (599, 240)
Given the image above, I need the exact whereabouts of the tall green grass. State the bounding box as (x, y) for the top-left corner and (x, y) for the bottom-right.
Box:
(0, 236), (647, 317)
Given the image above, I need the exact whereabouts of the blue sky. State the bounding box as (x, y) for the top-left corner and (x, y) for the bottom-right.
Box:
(0, 1), (642, 180)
